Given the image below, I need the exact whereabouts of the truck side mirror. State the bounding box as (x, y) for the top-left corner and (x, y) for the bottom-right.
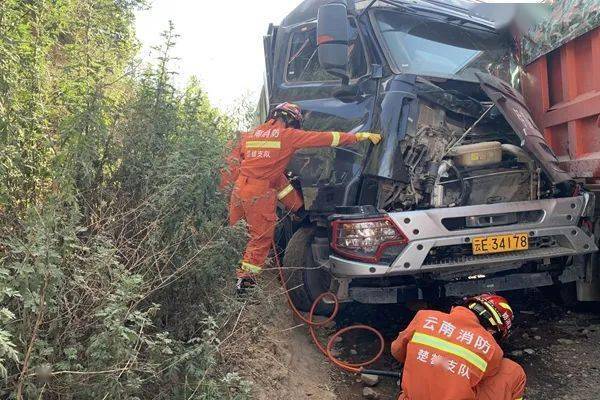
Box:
(317, 2), (350, 85)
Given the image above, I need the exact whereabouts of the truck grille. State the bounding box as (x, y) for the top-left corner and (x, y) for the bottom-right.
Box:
(441, 210), (544, 231)
(423, 236), (560, 267)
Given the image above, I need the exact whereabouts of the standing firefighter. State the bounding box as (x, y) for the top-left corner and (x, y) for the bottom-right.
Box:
(219, 133), (304, 215)
(392, 294), (526, 400)
(229, 102), (381, 292)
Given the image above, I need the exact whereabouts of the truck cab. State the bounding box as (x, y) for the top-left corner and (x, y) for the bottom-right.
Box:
(260, 0), (598, 311)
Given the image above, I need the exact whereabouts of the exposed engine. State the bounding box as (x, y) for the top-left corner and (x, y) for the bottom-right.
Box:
(378, 100), (541, 211)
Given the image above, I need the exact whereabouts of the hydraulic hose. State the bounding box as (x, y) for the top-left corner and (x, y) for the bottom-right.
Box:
(272, 241), (386, 374)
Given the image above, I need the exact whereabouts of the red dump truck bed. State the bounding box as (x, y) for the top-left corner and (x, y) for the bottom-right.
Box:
(521, 26), (600, 183)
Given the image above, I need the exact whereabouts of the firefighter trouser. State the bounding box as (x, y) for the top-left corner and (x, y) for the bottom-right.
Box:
(229, 176), (278, 278)
(476, 358), (525, 400)
(398, 359), (525, 400)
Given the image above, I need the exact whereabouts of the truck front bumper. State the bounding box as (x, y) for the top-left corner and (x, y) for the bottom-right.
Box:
(328, 195), (597, 279)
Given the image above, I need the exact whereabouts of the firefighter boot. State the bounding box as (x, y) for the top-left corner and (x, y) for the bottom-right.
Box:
(236, 276), (257, 295)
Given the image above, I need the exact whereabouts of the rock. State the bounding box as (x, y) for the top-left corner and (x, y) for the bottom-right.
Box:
(363, 387), (380, 399)
(333, 336), (343, 344)
(350, 349), (358, 355)
(360, 373), (380, 387)
(588, 324), (600, 331)
(524, 348), (535, 355)
(522, 333), (530, 339)
(329, 348), (342, 358)
(534, 335), (542, 340)
(581, 329), (590, 336)
(557, 338), (574, 345)
(530, 327), (539, 331)
(520, 310), (535, 315)
(510, 350), (524, 357)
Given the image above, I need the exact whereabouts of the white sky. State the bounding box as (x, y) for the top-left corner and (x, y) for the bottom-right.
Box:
(135, 0), (544, 111)
(135, 0), (298, 110)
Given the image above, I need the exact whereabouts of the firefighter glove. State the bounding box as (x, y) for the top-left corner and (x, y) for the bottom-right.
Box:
(356, 132), (382, 145)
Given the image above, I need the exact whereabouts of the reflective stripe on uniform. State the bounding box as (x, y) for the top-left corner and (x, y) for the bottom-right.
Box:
(277, 184), (295, 200)
(331, 132), (341, 147)
(515, 398), (523, 400)
(241, 261), (262, 274)
(411, 332), (488, 372)
(499, 302), (513, 312)
(246, 141), (281, 149)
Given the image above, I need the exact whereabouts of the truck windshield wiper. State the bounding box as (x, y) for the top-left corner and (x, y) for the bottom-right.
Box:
(359, 0), (415, 17)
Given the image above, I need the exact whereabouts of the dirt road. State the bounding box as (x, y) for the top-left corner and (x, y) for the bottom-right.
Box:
(233, 281), (600, 400)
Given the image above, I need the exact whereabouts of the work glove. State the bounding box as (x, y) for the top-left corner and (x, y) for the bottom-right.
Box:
(355, 132), (382, 145)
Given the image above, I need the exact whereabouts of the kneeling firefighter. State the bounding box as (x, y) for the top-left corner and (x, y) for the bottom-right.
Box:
(392, 294), (526, 400)
(228, 102), (382, 292)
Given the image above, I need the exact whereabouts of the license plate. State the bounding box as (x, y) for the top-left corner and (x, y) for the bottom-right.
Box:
(472, 233), (529, 255)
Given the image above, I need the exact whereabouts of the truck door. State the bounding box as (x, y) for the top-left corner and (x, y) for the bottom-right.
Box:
(270, 18), (378, 211)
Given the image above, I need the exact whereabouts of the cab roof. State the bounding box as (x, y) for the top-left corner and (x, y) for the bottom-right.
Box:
(280, 0), (516, 30)
(281, 0), (329, 28)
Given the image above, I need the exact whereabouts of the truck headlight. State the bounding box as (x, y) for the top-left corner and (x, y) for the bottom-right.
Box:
(331, 217), (408, 263)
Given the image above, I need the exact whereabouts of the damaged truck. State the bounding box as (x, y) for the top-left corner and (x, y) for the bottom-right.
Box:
(259, 0), (599, 311)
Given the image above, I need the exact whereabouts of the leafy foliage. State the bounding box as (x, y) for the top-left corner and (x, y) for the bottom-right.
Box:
(0, 1), (248, 398)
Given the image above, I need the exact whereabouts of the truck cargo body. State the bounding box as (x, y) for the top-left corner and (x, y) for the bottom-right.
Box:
(522, 27), (600, 181)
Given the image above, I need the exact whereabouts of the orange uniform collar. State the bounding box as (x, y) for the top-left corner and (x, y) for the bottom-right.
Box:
(450, 306), (481, 325)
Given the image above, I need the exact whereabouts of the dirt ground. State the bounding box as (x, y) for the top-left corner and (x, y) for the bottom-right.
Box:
(230, 277), (600, 400)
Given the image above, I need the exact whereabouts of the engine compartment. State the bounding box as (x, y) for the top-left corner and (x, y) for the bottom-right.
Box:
(284, 75), (569, 216)
(377, 97), (543, 212)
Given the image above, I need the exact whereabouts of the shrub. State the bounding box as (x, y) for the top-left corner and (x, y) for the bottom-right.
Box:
(0, 1), (250, 399)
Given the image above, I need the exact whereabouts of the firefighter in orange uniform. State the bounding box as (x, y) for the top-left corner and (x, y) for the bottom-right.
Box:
(219, 132), (244, 194)
(391, 294), (526, 400)
(229, 102), (381, 292)
(220, 134), (304, 215)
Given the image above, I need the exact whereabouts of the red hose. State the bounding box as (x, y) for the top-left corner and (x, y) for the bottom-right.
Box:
(272, 241), (385, 374)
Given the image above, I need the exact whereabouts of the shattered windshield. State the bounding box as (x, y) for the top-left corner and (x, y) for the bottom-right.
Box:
(373, 10), (510, 81)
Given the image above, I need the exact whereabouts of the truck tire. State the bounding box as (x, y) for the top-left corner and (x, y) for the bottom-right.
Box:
(282, 227), (333, 316)
(275, 207), (294, 250)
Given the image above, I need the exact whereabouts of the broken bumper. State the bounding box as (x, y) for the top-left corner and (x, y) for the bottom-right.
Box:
(328, 195), (597, 279)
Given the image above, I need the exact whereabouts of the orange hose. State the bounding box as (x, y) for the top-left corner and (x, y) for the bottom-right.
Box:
(273, 241), (385, 374)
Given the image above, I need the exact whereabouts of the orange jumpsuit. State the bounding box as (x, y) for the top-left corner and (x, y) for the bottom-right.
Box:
(219, 139), (303, 212)
(229, 119), (358, 277)
(219, 138), (243, 194)
(391, 307), (526, 400)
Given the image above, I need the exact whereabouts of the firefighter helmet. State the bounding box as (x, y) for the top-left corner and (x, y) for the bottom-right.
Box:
(466, 294), (514, 340)
(270, 102), (303, 127)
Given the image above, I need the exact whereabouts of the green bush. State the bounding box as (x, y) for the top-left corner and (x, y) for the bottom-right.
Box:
(0, 1), (250, 399)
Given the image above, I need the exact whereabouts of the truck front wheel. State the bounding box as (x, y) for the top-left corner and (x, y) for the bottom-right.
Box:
(282, 227), (334, 316)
